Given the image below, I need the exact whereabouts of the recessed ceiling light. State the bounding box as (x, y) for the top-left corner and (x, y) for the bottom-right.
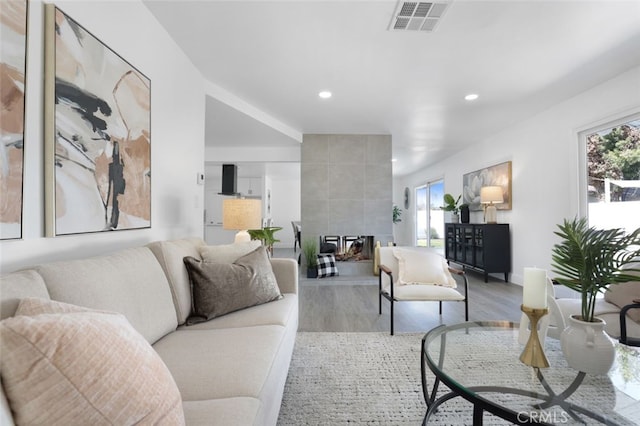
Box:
(391, 158), (398, 162)
(464, 94), (479, 101)
(318, 91), (332, 99)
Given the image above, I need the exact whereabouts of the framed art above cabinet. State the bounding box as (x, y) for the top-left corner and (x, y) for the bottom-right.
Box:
(462, 161), (512, 212)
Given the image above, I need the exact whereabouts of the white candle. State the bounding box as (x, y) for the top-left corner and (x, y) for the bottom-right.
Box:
(523, 267), (547, 309)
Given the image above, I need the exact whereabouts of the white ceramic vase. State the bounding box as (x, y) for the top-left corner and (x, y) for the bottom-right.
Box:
(451, 213), (459, 223)
(560, 315), (615, 375)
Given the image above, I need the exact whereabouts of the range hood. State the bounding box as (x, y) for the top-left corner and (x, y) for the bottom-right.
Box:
(218, 164), (238, 196)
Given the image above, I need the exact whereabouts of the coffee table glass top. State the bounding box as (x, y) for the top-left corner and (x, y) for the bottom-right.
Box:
(421, 321), (640, 425)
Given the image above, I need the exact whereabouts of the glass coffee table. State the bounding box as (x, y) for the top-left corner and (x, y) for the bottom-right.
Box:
(421, 321), (640, 425)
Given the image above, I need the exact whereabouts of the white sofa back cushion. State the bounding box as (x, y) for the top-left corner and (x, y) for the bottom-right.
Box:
(0, 270), (50, 320)
(147, 238), (206, 325)
(33, 247), (177, 344)
(199, 240), (261, 263)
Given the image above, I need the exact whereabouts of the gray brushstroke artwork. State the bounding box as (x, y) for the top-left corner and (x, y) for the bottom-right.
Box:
(47, 6), (151, 235)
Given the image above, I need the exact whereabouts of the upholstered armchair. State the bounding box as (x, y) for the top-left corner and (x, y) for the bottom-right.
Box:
(377, 247), (469, 335)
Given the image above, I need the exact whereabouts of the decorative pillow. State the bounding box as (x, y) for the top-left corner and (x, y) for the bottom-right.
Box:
(317, 253), (339, 278)
(393, 248), (456, 288)
(198, 240), (261, 263)
(184, 246), (282, 324)
(0, 298), (185, 426)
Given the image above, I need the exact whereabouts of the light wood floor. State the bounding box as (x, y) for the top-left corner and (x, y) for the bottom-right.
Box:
(273, 248), (524, 334)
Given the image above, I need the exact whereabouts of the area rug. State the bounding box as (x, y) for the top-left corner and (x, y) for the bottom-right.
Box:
(277, 332), (476, 425)
(277, 332), (634, 426)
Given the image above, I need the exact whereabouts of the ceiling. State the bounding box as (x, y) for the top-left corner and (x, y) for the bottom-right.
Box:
(145, 0), (640, 177)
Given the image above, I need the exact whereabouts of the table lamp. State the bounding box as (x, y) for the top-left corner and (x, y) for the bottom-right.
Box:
(223, 198), (262, 243)
(480, 186), (503, 224)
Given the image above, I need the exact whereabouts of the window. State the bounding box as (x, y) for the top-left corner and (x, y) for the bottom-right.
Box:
(580, 115), (640, 232)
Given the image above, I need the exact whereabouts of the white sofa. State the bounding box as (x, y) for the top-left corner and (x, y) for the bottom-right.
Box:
(0, 237), (298, 425)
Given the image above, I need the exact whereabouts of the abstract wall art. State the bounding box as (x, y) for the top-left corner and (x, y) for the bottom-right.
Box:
(44, 5), (151, 236)
(0, 0), (28, 240)
(463, 161), (512, 211)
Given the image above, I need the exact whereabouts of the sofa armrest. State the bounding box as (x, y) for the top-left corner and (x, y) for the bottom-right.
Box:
(270, 258), (298, 295)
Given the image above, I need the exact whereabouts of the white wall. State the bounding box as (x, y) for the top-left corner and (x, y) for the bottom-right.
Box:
(395, 66), (640, 285)
(0, 0), (205, 273)
(270, 176), (301, 249)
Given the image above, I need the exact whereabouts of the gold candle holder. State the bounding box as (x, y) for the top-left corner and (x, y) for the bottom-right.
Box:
(519, 304), (550, 368)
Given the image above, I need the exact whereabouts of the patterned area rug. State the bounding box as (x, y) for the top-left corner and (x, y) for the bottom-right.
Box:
(277, 332), (636, 425)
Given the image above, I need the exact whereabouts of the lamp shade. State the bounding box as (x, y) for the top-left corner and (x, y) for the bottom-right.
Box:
(480, 186), (504, 204)
(223, 199), (262, 231)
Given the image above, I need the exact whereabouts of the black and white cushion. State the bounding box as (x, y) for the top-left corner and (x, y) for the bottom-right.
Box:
(317, 253), (339, 278)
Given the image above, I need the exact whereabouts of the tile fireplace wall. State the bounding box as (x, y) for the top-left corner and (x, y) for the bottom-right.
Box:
(301, 134), (393, 266)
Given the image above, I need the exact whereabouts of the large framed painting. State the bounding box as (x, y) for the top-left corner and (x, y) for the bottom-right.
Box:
(463, 161), (512, 211)
(44, 5), (151, 236)
(0, 0), (28, 240)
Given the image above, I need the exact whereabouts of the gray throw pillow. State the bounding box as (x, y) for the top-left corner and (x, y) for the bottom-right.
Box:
(183, 246), (282, 325)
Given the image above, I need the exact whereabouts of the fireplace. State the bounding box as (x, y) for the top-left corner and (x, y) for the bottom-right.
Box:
(320, 236), (375, 261)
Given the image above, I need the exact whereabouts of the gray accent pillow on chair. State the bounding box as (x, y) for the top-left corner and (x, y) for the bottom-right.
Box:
(183, 246), (282, 325)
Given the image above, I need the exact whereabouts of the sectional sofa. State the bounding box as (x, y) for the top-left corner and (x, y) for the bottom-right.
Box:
(0, 237), (299, 425)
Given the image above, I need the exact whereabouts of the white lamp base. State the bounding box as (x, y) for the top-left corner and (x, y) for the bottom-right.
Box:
(485, 204), (497, 224)
(234, 230), (251, 243)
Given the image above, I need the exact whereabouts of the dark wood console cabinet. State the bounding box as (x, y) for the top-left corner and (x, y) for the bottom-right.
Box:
(444, 223), (511, 283)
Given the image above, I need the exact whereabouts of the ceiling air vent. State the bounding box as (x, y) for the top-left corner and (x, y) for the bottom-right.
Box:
(388, 1), (451, 32)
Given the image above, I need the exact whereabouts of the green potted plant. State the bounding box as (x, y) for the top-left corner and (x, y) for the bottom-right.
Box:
(248, 226), (282, 256)
(441, 193), (461, 223)
(302, 238), (318, 278)
(392, 205), (402, 224)
(551, 217), (640, 373)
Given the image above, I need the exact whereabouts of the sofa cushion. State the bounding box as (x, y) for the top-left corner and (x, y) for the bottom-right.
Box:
(605, 281), (640, 323)
(33, 246), (177, 344)
(198, 240), (261, 263)
(0, 270), (49, 320)
(184, 246), (282, 324)
(393, 248), (456, 287)
(0, 298), (184, 426)
(153, 325), (286, 401)
(147, 238), (206, 325)
(178, 293), (298, 331)
(386, 284), (465, 301)
(317, 253), (339, 278)
(183, 397), (260, 426)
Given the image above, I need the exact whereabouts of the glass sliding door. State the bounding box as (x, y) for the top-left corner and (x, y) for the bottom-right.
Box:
(415, 179), (444, 252)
